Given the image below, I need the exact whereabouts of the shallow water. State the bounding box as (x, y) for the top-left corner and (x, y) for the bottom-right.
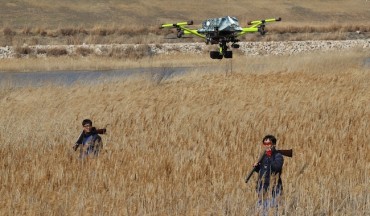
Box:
(364, 57), (370, 68)
(0, 67), (190, 87)
(1, 57), (368, 87)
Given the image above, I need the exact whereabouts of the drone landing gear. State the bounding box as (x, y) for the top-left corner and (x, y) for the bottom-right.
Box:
(231, 43), (240, 49)
(209, 50), (232, 59)
(210, 51), (223, 59)
(210, 40), (233, 59)
(224, 51), (232, 58)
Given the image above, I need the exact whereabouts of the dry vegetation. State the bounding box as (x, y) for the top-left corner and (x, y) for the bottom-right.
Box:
(0, 1), (369, 215)
(2, 24), (370, 47)
(0, 50), (369, 215)
(1, 0), (370, 46)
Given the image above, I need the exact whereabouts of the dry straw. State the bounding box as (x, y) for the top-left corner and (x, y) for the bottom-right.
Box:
(0, 50), (369, 215)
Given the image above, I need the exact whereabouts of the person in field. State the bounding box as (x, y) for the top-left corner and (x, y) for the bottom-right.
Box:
(253, 135), (284, 215)
(73, 119), (104, 158)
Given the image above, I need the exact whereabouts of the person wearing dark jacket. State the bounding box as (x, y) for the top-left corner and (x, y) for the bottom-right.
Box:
(73, 119), (104, 158)
(253, 135), (284, 214)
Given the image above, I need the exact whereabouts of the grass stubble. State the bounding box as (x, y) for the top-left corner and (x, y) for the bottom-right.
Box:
(0, 50), (369, 215)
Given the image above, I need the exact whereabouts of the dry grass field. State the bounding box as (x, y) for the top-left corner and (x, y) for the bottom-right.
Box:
(0, 50), (369, 215)
(2, 0), (370, 27)
(0, 1), (369, 215)
(1, 0), (370, 46)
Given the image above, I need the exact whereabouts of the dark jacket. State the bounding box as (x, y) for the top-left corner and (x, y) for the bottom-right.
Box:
(74, 128), (103, 157)
(254, 149), (284, 197)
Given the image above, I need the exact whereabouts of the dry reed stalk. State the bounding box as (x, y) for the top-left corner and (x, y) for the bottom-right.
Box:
(0, 51), (369, 215)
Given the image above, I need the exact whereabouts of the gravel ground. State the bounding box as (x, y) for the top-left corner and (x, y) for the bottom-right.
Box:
(0, 39), (369, 59)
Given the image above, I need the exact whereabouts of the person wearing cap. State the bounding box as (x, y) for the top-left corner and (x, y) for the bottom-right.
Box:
(73, 119), (103, 158)
(253, 135), (284, 214)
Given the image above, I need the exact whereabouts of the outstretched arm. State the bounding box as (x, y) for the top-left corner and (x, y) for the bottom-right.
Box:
(73, 131), (84, 151)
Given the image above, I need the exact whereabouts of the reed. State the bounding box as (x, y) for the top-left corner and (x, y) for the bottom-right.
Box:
(0, 50), (368, 215)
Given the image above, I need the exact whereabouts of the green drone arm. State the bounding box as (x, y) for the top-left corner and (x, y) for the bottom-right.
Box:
(160, 21), (206, 39)
(160, 21), (193, 29)
(238, 17), (281, 36)
(181, 27), (206, 39)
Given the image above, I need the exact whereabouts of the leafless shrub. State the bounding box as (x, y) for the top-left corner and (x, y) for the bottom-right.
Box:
(117, 28), (130, 36)
(123, 46), (136, 58)
(3, 27), (16, 36)
(36, 48), (47, 54)
(46, 30), (58, 38)
(340, 24), (370, 33)
(60, 28), (79, 36)
(47, 47), (68, 56)
(148, 26), (163, 35)
(29, 38), (39, 45)
(14, 46), (32, 55)
(133, 44), (153, 58)
(76, 47), (93, 56)
(108, 47), (126, 58)
(58, 27), (87, 37)
(117, 26), (147, 36)
(22, 27), (32, 35)
(35, 28), (47, 36)
(92, 27), (117, 36)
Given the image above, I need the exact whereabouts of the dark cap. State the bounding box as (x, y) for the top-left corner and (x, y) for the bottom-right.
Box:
(82, 119), (92, 126)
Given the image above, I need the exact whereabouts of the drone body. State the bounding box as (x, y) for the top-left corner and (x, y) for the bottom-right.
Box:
(160, 16), (281, 59)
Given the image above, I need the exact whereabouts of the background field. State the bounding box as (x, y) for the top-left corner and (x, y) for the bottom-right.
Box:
(1, 0), (370, 46)
(2, 0), (370, 27)
(0, 50), (369, 215)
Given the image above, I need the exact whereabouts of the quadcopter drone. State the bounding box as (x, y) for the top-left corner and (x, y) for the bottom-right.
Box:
(160, 16), (281, 59)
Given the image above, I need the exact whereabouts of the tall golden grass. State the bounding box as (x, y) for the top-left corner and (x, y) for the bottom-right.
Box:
(0, 50), (369, 215)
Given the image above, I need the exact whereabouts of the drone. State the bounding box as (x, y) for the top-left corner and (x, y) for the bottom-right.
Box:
(160, 16), (281, 59)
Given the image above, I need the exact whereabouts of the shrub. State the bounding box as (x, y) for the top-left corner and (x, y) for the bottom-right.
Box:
(3, 27), (16, 36)
(92, 27), (116, 36)
(15, 46), (32, 55)
(76, 47), (93, 56)
(134, 44), (152, 58)
(22, 27), (32, 35)
(35, 28), (47, 36)
(47, 47), (68, 56)
(108, 47), (125, 58)
(36, 48), (47, 54)
(60, 28), (79, 36)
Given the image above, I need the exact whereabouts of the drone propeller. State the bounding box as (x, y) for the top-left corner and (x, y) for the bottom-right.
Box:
(247, 17), (281, 25)
(160, 21), (194, 29)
